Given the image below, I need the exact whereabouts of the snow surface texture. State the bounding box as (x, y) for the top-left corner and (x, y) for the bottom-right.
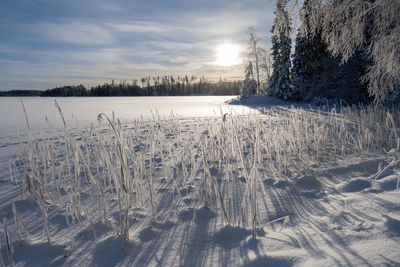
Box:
(1, 95), (400, 266)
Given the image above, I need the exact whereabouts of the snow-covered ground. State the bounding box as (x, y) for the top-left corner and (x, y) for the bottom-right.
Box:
(0, 96), (254, 130)
(0, 96), (258, 161)
(1, 95), (400, 266)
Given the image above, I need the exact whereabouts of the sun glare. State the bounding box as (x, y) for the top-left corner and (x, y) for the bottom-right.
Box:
(216, 43), (241, 67)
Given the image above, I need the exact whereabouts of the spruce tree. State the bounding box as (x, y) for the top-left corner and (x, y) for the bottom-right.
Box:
(291, 0), (324, 100)
(290, 0), (371, 104)
(319, 0), (400, 103)
(268, 0), (293, 100)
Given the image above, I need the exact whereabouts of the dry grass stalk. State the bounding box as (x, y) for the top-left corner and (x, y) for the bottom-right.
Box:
(10, 102), (400, 244)
(3, 218), (14, 266)
(12, 202), (30, 244)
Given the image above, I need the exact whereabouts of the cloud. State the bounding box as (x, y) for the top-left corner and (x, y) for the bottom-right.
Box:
(107, 21), (166, 34)
(0, 0), (276, 90)
(168, 56), (189, 64)
(36, 22), (115, 45)
(0, 59), (28, 64)
(0, 44), (17, 53)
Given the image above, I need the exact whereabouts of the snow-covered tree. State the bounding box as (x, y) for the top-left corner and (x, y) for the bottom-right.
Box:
(317, 0), (400, 103)
(260, 49), (272, 83)
(291, 0), (324, 100)
(240, 61), (256, 102)
(247, 27), (263, 94)
(268, 0), (293, 100)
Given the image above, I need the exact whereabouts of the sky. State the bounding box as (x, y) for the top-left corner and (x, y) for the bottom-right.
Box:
(0, 0), (276, 91)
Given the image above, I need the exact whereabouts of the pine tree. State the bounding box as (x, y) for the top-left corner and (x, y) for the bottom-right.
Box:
(268, 0), (293, 100)
(291, 0), (324, 100)
(240, 61), (256, 102)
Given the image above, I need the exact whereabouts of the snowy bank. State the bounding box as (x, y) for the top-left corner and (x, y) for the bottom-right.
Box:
(1, 97), (400, 266)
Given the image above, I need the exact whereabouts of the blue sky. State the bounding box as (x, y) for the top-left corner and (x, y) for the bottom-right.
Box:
(0, 0), (275, 90)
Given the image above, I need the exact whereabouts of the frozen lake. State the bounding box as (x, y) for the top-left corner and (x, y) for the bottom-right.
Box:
(0, 96), (258, 154)
(0, 96), (257, 128)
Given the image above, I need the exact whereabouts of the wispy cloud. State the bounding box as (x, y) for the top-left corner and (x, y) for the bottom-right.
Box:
(0, 0), (275, 90)
(36, 22), (116, 45)
(107, 22), (166, 34)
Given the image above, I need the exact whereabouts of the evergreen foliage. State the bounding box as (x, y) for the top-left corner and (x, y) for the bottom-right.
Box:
(291, 0), (324, 100)
(289, 0), (371, 104)
(41, 85), (88, 97)
(319, 0), (400, 103)
(268, 0), (293, 100)
(4, 76), (241, 97)
(0, 90), (42, 97)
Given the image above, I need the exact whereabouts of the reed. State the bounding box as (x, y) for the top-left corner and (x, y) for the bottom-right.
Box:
(8, 101), (399, 247)
(3, 218), (14, 266)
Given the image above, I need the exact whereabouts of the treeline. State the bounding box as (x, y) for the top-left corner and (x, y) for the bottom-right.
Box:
(33, 76), (240, 97)
(0, 76), (241, 97)
(0, 90), (42, 97)
(87, 76), (240, 97)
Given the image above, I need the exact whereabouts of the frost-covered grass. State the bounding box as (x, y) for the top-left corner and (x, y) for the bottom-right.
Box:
(2, 100), (400, 266)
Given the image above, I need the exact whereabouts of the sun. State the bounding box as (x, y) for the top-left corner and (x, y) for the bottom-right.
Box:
(216, 43), (241, 67)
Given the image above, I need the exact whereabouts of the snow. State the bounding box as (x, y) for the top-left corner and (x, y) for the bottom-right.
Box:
(0, 95), (400, 266)
(0, 96), (254, 129)
(0, 96), (259, 160)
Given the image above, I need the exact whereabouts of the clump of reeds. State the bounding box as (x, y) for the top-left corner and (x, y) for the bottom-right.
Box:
(8, 100), (399, 247)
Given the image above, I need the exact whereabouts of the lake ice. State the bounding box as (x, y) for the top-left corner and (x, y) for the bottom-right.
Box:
(0, 96), (255, 129)
(0, 96), (258, 158)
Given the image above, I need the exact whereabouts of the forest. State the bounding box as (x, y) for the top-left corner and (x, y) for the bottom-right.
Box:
(0, 76), (241, 97)
(240, 0), (399, 106)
